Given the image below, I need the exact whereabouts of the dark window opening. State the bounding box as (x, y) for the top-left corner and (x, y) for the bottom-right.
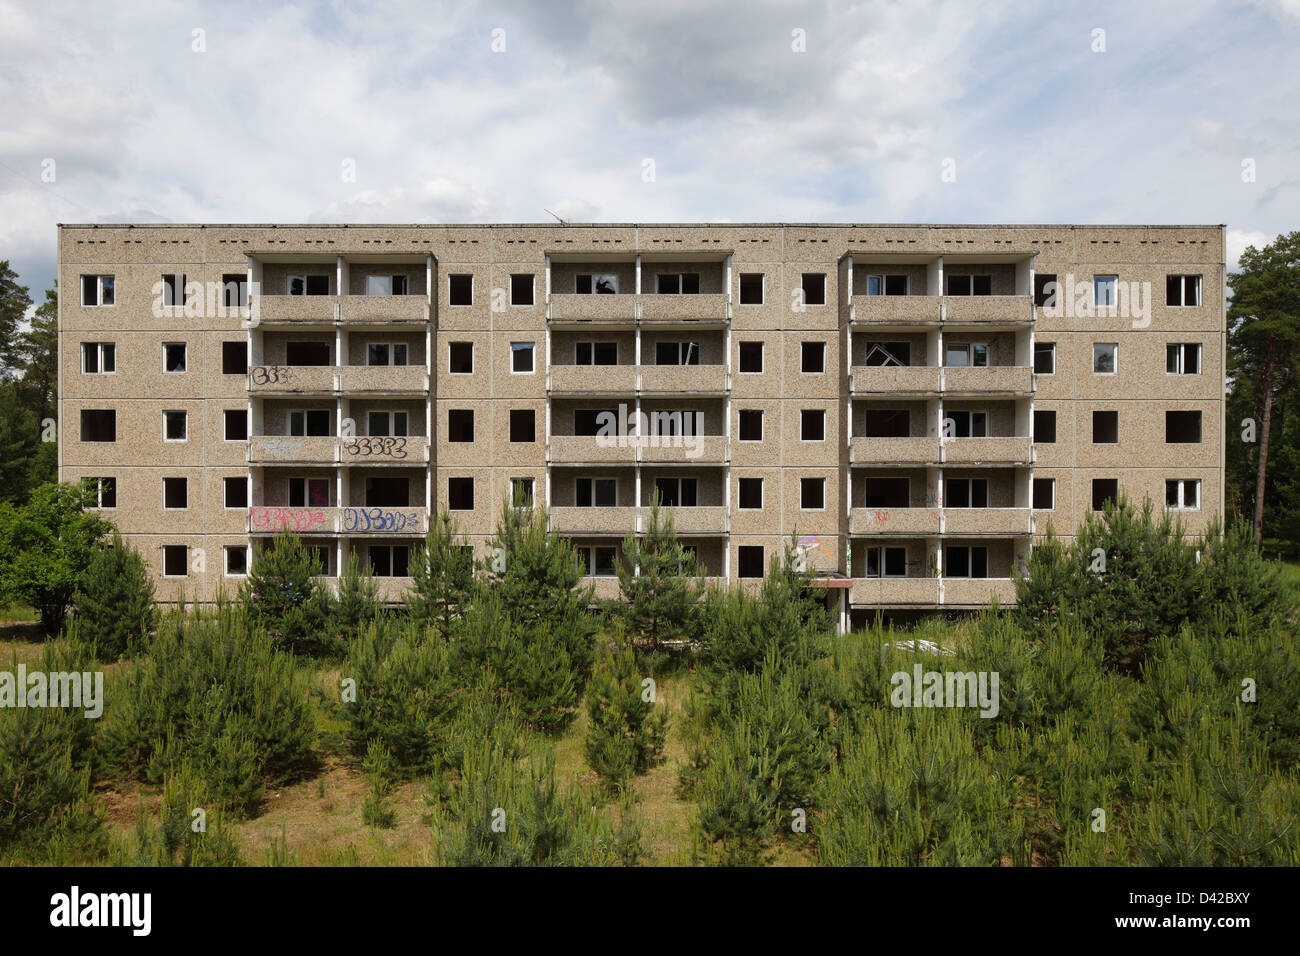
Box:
(863, 477), (909, 508)
(80, 409), (116, 443)
(1092, 479), (1119, 511)
(739, 273), (763, 304)
(1092, 410), (1119, 444)
(738, 545), (765, 578)
(738, 409), (763, 441)
(449, 275), (473, 306)
(510, 274), (534, 306)
(1165, 410), (1202, 444)
(801, 273), (826, 306)
(449, 342), (473, 373)
(864, 409), (910, 438)
(448, 477), (474, 510)
(738, 341), (763, 373)
(222, 341), (248, 375)
(285, 341), (330, 366)
(448, 410), (475, 443)
(365, 477), (410, 507)
(1034, 410), (1057, 444)
(738, 478), (763, 509)
(510, 409), (535, 443)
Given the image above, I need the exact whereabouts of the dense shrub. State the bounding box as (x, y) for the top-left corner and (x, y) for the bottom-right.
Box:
(71, 532), (156, 660)
(124, 762), (243, 866)
(240, 531), (334, 655)
(584, 634), (668, 792)
(408, 510), (475, 639)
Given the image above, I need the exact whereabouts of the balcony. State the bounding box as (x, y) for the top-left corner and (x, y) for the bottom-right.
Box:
(248, 506), (339, 535)
(850, 507), (940, 535)
(549, 294), (637, 326)
(550, 506), (640, 536)
(663, 505), (728, 535)
(849, 577), (940, 606)
(582, 576), (622, 600)
(341, 435), (428, 465)
(374, 577), (415, 603)
(338, 365), (427, 394)
(548, 364), (638, 395)
(550, 435), (637, 465)
(639, 364), (728, 395)
(942, 508), (1032, 535)
(248, 435), (339, 465)
(851, 366), (941, 395)
(942, 366), (1033, 395)
(942, 437), (1032, 465)
(851, 295), (942, 326)
(248, 507), (426, 536)
(639, 293), (729, 325)
(248, 365), (335, 395)
(942, 578), (1017, 607)
(850, 437), (941, 466)
(338, 296), (429, 325)
(640, 435), (728, 465)
(257, 294), (339, 325)
(942, 296), (1032, 326)
(340, 506), (428, 535)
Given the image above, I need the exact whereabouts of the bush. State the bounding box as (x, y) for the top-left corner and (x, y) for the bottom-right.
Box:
(408, 510), (475, 639)
(124, 762), (243, 866)
(332, 552), (380, 644)
(584, 634), (668, 792)
(240, 531), (334, 655)
(361, 742), (397, 830)
(71, 532), (156, 660)
(615, 498), (702, 652)
(99, 614), (317, 818)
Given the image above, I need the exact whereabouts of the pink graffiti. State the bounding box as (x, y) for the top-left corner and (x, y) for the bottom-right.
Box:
(250, 507), (327, 531)
(873, 510), (889, 524)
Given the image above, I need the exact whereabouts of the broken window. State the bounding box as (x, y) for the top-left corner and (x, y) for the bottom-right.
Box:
(162, 545), (188, 577)
(1034, 410), (1057, 444)
(800, 477), (825, 509)
(510, 274), (534, 306)
(1165, 410), (1202, 443)
(289, 477), (331, 507)
(1034, 342), (1055, 374)
(163, 477), (188, 509)
(655, 341), (700, 366)
(738, 341), (763, 373)
(449, 342), (473, 373)
(222, 341), (247, 375)
(1092, 410), (1118, 444)
(864, 409), (910, 438)
(224, 476), (248, 508)
(1034, 273), (1058, 308)
(863, 477), (909, 508)
(509, 409), (535, 443)
(448, 410), (474, 442)
(801, 341), (825, 373)
(573, 409), (614, 436)
(1092, 478), (1119, 511)
(286, 341), (330, 366)
(510, 478), (534, 507)
(738, 545), (765, 578)
(289, 275), (330, 295)
(738, 409), (763, 441)
(863, 342), (910, 366)
(80, 409), (116, 442)
(511, 342), (535, 373)
(222, 274), (248, 308)
(226, 546), (249, 576)
(653, 477), (697, 507)
(448, 477), (474, 510)
(800, 409), (826, 441)
(575, 274), (619, 294)
(163, 343), (187, 373)
(1032, 478), (1055, 510)
(449, 274), (473, 305)
(162, 274), (187, 307)
(801, 273), (826, 306)
(738, 478), (763, 509)
(163, 410), (187, 442)
(739, 273), (764, 304)
(365, 476), (409, 507)
(1093, 343), (1117, 374)
(367, 342), (409, 366)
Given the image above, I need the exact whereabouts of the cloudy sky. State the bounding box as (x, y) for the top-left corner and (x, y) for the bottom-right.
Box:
(2, 0), (1298, 303)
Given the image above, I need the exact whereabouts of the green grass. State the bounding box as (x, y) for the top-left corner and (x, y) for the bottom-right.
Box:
(0, 604), (38, 625)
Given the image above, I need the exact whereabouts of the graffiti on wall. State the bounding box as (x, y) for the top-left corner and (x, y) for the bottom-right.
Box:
(249, 507), (329, 532)
(342, 507), (423, 533)
(343, 437), (408, 459)
(250, 366), (292, 386)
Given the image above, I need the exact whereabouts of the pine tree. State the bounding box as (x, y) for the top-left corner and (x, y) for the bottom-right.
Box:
(333, 551), (380, 643)
(616, 495), (702, 653)
(240, 530), (334, 654)
(71, 531), (157, 660)
(584, 633), (668, 792)
(408, 509), (474, 638)
(480, 498), (593, 630)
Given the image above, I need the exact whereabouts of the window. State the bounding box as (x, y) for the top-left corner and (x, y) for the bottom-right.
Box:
(448, 477), (474, 510)
(574, 409), (614, 436)
(1167, 343), (1202, 375)
(162, 274), (187, 307)
(575, 274), (619, 294)
(367, 343), (409, 366)
(365, 476), (409, 508)
(1093, 275), (1118, 308)
(509, 409), (535, 443)
(1032, 478), (1055, 510)
(800, 477), (825, 510)
(80, 410), (116, 442)
(510, 274), (534, 306)
(738, 477), (763, 509)
(449, 274), (473, 305)
(653, 477), (697, 507)
(739, 273), (764, 304)
(1033, 342), (1055, 374)
(224, 476), (248, 508)
(289, 274), (330, 295)
(85, 477), (117, 509)
(1034, 410), (1057, 444)
(738, 545), (765, 578)
(1093, 343), (1117, 374)
(285, 341), (330, 366)
(738, 409), (763, 441)
(801, 409), (825, 442)
(81, 342), (115, 374)
(1165, 410), (1202, 444)
(288, 477), (331, 507)
(863, 341), (910, 366)
(163, 477), (188, 509)
(945, 478), (989, 508)
(369, 546), (410, 578)
(288, 410), (331, 436)
(367, 411), (409, 437)
(576, 342), (618, 365)
(222, 341), (247, 375)
(738, 342), (763, 373)
(865, 275), (908, 295)
(1092, 410), (1118, 444)
(81, 274), (114, 306)
(864, 409), (910, 438)
(225, 546), (249, 577)
(224, 409), (248, 441)
(511, 342), (535, 373)
(800, 273), (826, 306)
(1034, 273), (1057, 308)
(863, 477), (909, 508)
(510, 477), (534, 507)
(448, 410), (474, 442)
(863, 546), (908, 577)
(163, 343), (187, 373)
(163, 410), (187, 442)
(801, 342), (825, 373)
(945, 343), (988, 368)
(449, 342), (473, 374)
(655, 341), (700, 366)
(656, 273), (700, 294)
(576, 477), (617, 508)
(365, 274), (408, 296)
(222, 274), (248, 309)
(945, 410), (988, 438)
(1166, 275), (1202, 307)
(1092, 478), (1119, 511)
(945, 546), (988, 578)
(946, 275), (992, 296)
(1166, 479), (1201, 511)
(162, 545), (188, 577)
(575, 546), (618, 577)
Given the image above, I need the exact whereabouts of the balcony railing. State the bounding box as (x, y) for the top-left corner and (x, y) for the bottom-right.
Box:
(941, 436), (1032, 465)
(942, 295), (1032, 325)
(338, 365), (427, 394)
(942, 508), (1032, 535)
(256, 295), (429, 325)
(549, 435), (638, 465)
(248, 506), (339, 535)
(941, 366), (1033, 395)
(851, 366), (941, 394)
(849, 577), (940, 606)
(549, 294), (637, 325)
(851, 295), (942, 325)
(942, 578), (1017, 606)
(850, 507), (940, 535)
(640, 435), (728, 465)
(639, 364), (728, 395)
(550, 506), (640, 535)
(249, 435), (429, 464)
(639, 293), (729, 324)
(248, 506), (429, 535)
(547, 294), (729, 325)
(548, 365), (638, 395)
(850, 437), (941, 466)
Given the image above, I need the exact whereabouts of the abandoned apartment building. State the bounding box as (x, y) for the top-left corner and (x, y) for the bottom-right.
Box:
(58, 223), (1226, 627)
